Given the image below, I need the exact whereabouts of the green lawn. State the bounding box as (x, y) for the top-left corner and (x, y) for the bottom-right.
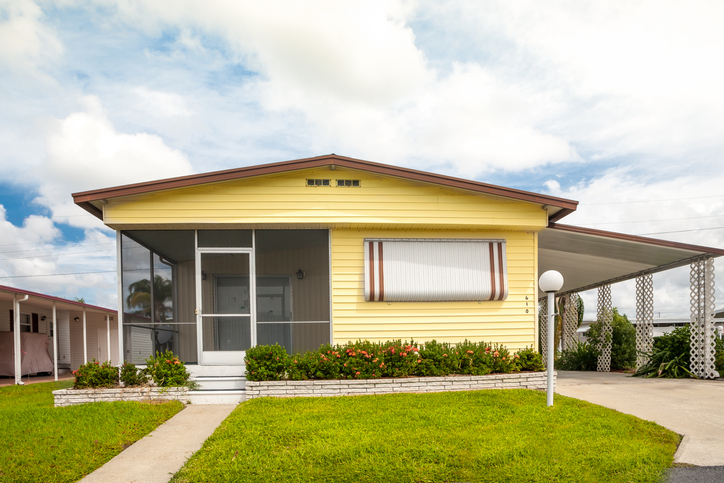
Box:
(0, 380), (183, 483)
(173, 390), (678, 483)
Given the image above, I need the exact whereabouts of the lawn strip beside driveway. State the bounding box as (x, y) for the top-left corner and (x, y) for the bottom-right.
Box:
(556, 371), (724, 466)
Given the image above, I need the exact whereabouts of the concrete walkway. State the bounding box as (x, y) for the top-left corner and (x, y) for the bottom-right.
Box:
(556, 371), (724, 466)
(80, 404), (236, 483)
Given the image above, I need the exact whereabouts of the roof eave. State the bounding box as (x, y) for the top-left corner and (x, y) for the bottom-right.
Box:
(72, 154), (579, 221)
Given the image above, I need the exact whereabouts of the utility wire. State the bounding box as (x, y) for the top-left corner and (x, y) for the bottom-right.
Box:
(0, 248), (116, 261)
(0, 270), (116, 279)
(637, 226), (724, 235)
(581, 194), (724, 205)
(583, 214), (724, 226)
(0, 242), (116, 255)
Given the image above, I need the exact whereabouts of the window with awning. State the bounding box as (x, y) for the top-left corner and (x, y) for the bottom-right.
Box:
(364, 239), (508, 302)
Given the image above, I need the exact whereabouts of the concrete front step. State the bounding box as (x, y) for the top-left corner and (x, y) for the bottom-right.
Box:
(194, 376), (246, 391)
(186, 365), (246, 378)
(188, 390), (245, 405)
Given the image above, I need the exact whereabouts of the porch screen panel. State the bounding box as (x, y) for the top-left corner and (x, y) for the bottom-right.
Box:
(364, 239), (508, 302)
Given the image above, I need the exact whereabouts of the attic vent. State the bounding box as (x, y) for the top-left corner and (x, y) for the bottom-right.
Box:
(306, 179), (331, 186)
(337, 179), (360, 187)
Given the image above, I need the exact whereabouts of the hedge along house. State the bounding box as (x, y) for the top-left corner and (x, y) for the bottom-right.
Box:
(72, 155), (724, 402)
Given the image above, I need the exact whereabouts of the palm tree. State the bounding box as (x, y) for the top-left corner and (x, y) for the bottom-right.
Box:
(126, 275), (173, 322)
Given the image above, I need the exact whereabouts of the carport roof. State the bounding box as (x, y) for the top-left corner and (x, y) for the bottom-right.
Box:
(538, 223), (724, 297)
(0, 285), (115, 315)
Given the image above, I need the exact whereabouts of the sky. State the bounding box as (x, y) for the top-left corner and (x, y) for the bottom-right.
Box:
(1, 0), (723, 319)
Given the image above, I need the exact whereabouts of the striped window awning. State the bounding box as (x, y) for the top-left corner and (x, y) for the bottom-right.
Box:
(364, 239), (508, 302)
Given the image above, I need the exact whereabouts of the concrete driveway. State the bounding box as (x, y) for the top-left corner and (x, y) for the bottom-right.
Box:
(556, 371), (724, 466)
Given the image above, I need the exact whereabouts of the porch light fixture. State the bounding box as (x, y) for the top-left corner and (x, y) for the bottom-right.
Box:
(296, 269), (305, 280)
(41, 316), (46, 321)
(74, 317), (80, 322)
(539, 270), (564, 407)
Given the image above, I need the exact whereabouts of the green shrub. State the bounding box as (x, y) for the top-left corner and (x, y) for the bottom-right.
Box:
(338, 340), (385, 379)
(516, 346), (545, 372)
(244, 339), (548, 381)
(73, 359), (119, 389)
(586, 308), (636, 370)
(120, 362), (145, 387)
(716, 336), (724, 375)
(378, 340), (421, 377)
(245, 344), (289, 381)
(415, 340), (456, 376)
(556, 341), (599, 371)
(144, 350), (193, 387)
(634, 326), (694, 378)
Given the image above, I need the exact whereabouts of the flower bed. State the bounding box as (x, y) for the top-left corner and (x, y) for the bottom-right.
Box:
(54, 350), (196, 407)
(246, 371), (554, 399)
(245, 339), (545, 381)
(53, 386), (190, 407)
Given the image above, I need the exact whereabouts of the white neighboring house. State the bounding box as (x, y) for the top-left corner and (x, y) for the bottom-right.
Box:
(0, 285), (119, 385)
(577, 309), (724, 342)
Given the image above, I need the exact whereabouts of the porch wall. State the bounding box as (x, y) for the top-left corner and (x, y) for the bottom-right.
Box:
(330, 229), (537, 351)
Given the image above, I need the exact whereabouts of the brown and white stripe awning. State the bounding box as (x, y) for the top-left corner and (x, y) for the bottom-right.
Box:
(364, 239), (508, 302)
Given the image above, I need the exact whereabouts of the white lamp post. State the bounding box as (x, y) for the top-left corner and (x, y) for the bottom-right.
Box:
(539, 270), (564, 407)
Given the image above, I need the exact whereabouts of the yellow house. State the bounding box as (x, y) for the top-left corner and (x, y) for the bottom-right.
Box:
(73, 154), (724, 399)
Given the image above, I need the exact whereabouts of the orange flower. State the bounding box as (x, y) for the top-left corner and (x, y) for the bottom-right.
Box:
(493, 351), (499, 357)
(466, 350), (473, 354)
(443, 354), (448, 358)
(417, 359), (422, 363)
(402, 352), (407, 357)
(373, 358), (378, 363)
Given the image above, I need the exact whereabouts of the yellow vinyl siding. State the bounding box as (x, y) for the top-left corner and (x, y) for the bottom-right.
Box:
(331, 229), (537, 351)
(103, 167), (547, 231)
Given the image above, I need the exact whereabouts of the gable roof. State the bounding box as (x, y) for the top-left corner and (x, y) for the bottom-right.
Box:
(72, 154), (579, 222)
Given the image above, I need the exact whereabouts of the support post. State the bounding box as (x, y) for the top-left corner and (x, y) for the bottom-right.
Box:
(635, 275), (654, 370)
(82, 308), (87, 365)
(53, 302), (58, 381)
(690, 258), (719, 379)
(106, 314), (111, 363)
(596, 284), (613, 372)
(117, 230), (125, 365)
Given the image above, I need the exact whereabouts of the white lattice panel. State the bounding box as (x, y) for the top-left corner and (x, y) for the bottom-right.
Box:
(690, 259), (719, 379)
(597, 284), (612, 372)
(635, 275), (654, 370)
(563, 293), (579, 351)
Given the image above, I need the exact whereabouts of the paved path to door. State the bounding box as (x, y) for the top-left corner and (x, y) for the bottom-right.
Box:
(556, 371), (724, 466)
(79, 404), (236, 483)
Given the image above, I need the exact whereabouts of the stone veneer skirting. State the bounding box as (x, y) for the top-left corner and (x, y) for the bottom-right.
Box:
(245, 371), (554, 399)
(53, 387), (190, 407)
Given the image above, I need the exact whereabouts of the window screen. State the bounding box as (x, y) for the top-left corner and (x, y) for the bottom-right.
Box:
(364, 239), (508, 302)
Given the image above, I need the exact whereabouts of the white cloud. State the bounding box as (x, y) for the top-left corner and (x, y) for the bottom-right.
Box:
(36, 95), (194, 228)
(0, 212), (117, 306)
(0, 0), (63, 76)
(423, 1), (724, 165)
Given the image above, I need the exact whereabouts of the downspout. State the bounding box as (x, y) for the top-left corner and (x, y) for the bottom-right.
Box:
(15, 294), (29, 385)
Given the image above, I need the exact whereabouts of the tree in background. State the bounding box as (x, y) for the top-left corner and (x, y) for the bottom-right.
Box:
(586, 307), (636, 371)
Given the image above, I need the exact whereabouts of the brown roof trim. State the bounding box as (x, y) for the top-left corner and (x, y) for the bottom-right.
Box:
(548, 208), (575, 223)
(72, 154), (578, 220)
(548, 223), (724, 256)
(0, 284), (115, 313)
